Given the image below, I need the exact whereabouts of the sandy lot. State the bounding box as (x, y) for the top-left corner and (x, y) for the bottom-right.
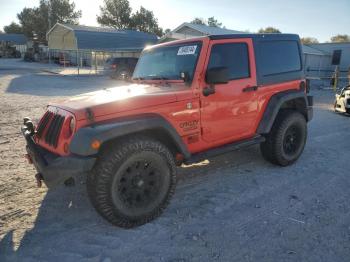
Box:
(0, 59), (349, 262)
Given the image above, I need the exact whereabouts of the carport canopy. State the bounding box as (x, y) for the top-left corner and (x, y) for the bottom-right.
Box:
(0, 34), (27, 45)
(46, 23), (158, 51)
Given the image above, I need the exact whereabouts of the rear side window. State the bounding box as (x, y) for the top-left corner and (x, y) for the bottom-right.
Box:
(208, 43), (250, 80)
(259, 41), (301, 76)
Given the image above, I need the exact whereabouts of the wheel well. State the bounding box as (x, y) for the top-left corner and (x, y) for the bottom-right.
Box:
(138, 129), (182, 156)
(280, 98), (307, 119)
(99, 128), (182, 157)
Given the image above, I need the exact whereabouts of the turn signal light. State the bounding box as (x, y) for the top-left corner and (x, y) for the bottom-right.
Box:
(91, 139), (101, 150)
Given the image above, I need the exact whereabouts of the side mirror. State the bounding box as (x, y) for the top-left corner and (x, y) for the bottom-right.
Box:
(180, 71), (191, 84)
(206, 67), (230, 84)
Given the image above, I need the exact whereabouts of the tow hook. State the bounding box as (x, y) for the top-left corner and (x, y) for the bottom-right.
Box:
(24, 153), (33, 164)
(35, 173), (43, 188)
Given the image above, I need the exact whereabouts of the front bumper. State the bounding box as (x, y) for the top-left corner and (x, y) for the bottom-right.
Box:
(22, 120), (96, 188)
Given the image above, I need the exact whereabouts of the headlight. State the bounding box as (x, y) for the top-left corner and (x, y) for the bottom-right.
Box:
(69, 117), (76, 134)
(62, 116), (76, 139)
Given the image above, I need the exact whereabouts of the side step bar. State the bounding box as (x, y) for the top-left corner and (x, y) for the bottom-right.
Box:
(184, 135), (265, 164)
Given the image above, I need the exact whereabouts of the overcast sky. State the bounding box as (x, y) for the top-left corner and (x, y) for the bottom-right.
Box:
(0, 0), (349, 42)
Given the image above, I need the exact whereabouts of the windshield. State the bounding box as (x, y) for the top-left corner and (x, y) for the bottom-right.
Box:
(133, 42), (202, 81)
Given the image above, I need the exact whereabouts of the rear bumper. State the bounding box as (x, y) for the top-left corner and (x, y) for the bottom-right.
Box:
(22, 122), (96, 188)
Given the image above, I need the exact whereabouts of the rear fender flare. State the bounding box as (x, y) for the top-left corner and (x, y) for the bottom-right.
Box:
(257, 90), (312, 134)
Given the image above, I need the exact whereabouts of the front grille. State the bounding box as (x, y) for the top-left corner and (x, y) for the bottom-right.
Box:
(36, 111), (65, 148)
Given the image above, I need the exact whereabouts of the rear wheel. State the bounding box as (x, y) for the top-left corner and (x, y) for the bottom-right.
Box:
(260, 111), (307, 166)
(87, 137), (176, 228)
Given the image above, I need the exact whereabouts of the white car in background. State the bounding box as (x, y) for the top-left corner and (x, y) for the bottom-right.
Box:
(335, 85), (350, 115)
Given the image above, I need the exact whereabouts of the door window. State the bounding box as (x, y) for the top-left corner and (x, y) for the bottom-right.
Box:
(208, 43), (250, 80)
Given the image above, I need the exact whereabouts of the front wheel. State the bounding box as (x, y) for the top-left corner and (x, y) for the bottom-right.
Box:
(87, 137), (176, 228)
(260, 111), (307, 166)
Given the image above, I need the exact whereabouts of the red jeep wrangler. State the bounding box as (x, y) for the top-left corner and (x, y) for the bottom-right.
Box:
(22, 34), (313, 227)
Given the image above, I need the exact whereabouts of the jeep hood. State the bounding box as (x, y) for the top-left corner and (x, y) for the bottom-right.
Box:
(50, 83), (188, 120)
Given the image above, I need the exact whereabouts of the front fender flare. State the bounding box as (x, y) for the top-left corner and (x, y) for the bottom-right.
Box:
(69, 114), (190, 158)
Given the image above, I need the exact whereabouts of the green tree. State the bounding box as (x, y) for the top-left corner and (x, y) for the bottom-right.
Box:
(17, 7), (37, 39)
(190, 18), (206, 25)
(330, 34), (350, 43)
(17, 0), (81, 43)
(97, 0), (163, 36)
(46, 0), (81, 28)
(130, 6), (163, 36)
(258, 27), (281, 33)
(4, 22), (23, 34)
(207, 17), (222, 27)
(190, 17), (223, 27)
(301, 37), (319, 44)
(97, 0), (132, 29)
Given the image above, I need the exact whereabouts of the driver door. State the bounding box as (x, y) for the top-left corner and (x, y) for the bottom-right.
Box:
(200, 38), (259, 143)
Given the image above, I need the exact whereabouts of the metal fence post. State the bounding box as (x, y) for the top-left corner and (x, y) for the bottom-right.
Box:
(95, 52), (97, 74)
(77, 50), (79, 75)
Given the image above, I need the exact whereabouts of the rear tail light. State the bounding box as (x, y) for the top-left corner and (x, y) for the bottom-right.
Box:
(111, 64), (117, 69)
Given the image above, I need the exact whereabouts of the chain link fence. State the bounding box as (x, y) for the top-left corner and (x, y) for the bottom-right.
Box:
(38, 49), (140, 75)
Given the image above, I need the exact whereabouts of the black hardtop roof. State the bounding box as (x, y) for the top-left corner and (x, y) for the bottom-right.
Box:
(209, 33), (300, 41)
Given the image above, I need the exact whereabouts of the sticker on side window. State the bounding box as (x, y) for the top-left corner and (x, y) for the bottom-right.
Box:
(177, 45), (197, 55)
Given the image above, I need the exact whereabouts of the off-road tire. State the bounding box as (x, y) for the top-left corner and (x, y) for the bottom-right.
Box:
(260, 110), (307, 166)
(87, 136), (176, 228)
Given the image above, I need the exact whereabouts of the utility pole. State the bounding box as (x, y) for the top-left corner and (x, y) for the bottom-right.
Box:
(48, 0), (52, 30)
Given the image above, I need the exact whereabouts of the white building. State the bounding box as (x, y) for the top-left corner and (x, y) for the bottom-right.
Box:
(160, 22), (245, 42)
(305, 42), (350, 79)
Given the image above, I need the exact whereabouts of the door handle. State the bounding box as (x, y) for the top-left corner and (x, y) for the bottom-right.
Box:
(242, 85), (258, 92)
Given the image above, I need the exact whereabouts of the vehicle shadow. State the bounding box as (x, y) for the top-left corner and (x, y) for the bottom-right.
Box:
(0, 146), (266, 261)
(5, 73), (124, 97)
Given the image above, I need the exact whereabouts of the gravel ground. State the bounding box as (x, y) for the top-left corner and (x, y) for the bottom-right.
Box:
(0, 60), (349, 262)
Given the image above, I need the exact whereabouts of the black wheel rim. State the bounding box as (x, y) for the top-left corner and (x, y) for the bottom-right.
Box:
(283, 126), (301, 155)
(116, 160), (162, 209)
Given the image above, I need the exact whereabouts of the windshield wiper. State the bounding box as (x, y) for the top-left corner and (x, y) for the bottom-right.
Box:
(132, 77), (145, 80)
(150, 77), (169, 80)
(143, 75), (170, 80)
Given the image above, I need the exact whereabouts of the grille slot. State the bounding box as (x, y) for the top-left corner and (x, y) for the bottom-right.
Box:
(37, 111), (65, 148)
(36, 111), (52, 138)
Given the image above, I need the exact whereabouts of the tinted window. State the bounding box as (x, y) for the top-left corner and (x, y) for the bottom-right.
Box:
(260, 41), (301, 76)
(208, 43), (250, 80)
